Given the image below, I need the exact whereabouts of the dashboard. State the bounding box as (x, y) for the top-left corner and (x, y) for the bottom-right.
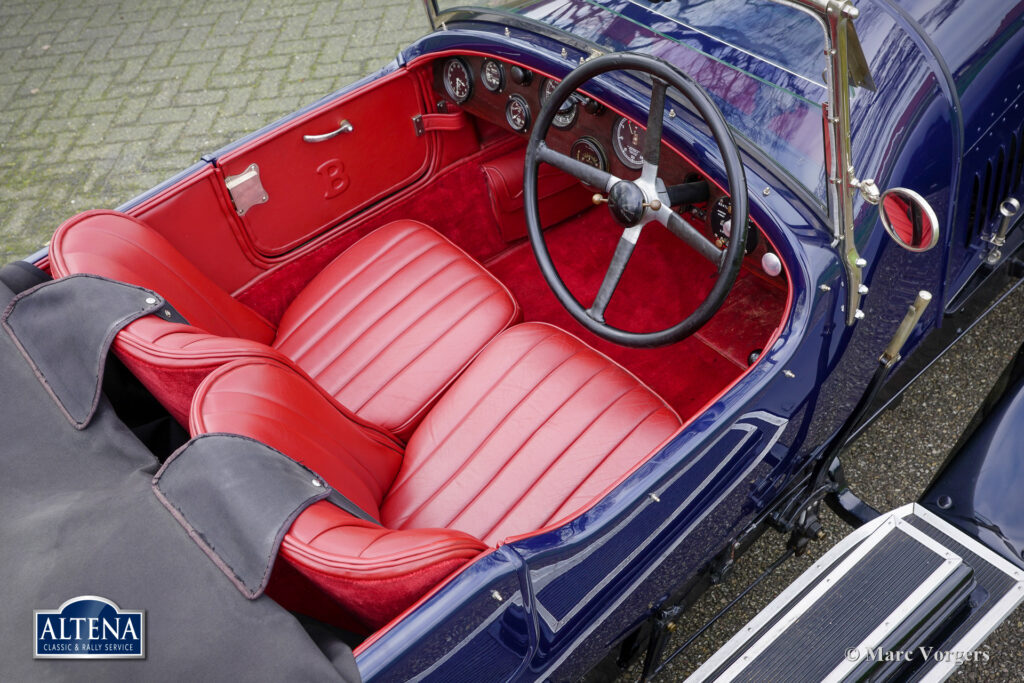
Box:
(431, 55), (762, 256)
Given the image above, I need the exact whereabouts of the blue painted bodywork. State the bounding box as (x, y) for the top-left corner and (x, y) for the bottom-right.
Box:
(31, 0), (1014, 679)
(349, 1), (1024, 679)
(922, 348), (1024, 570)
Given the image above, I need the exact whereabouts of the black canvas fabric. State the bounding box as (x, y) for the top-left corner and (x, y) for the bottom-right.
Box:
(154, 433), (376, 598)
(0, 259), (51, 293)
(0, 281), (361, 681)
(2, 274), (165, 428)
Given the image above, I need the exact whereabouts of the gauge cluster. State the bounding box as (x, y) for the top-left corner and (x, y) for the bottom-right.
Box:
(431, 55), (770, 259)
(432, 55), (696, 182)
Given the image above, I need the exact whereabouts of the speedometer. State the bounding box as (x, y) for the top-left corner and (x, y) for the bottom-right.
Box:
(442, 58), (472, 103)
(612, 117), (645, 170)
(540, 78), (578, 129)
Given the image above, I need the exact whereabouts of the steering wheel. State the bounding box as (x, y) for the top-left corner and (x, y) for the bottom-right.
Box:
(524, 53), (749, 348)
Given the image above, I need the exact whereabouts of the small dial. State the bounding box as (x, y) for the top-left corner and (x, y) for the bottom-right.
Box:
(540, 78), (578, 129)
(570, 137), (607, 171)
(505, 94), (531, 132)
(708, 196), (759, 254)
(481, 58), (505, 92)
(443, 58), (472, 103)
(612, 116), (645, 170)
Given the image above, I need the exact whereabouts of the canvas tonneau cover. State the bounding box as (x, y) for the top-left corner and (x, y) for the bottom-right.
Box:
(0, 277), (360, 681)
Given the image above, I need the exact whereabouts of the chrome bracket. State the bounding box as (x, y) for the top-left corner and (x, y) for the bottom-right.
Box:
(224, 163), (268, 217)
(984, 197), (1020, 264)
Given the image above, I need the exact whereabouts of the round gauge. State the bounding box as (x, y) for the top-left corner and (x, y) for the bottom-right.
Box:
(612, 117), (645, 170)
(505, 94), (531, 133)
(570, 137), (607, 171)
(540, 78), (578, 129)
(707, 196), (759, 254)
(442, 58), (472, 103)
(481, 58), (505, 92)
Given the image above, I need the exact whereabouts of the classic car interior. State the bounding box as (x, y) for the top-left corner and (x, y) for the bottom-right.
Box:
(46, 54), (791, 634)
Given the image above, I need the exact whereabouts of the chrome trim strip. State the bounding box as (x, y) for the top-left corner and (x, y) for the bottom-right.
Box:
(407, 594), (517, 682)
(910, 504), (1024, 580)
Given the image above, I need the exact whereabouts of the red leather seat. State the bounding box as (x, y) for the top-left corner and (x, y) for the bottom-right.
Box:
(50, 211), (518, 434)
(191, 322), (682, 630)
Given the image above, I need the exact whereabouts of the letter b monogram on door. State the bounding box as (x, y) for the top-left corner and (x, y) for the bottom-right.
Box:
(317, 159), (349, 199)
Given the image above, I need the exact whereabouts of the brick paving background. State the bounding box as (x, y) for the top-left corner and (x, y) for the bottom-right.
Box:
(0, 0), (427, 262)
(1, 1), (1021, 680)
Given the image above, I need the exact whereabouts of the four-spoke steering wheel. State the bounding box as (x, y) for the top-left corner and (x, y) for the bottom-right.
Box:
(524, 52), (749, 348)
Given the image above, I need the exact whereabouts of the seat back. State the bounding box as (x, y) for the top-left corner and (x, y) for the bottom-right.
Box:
(50, 210), (275, 341)
(50, 210), (279, 424)
(191, 358), (485, 631)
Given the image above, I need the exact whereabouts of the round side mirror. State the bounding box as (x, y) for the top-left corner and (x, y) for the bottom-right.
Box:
(879, 188), (939, 252)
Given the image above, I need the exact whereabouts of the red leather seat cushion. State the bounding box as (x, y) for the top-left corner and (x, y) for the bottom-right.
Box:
(383, 322), (683, 545)
(190, 324), (681, 630)
(50, 210), (276, 342)
(273, 219), (519, 439)
(191, 358), (487, 631)
(49, 210), (281, 423)
(50, 213), (518, 435)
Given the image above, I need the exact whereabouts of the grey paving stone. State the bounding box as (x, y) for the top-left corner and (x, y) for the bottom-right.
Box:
(0, 0), (427, 262)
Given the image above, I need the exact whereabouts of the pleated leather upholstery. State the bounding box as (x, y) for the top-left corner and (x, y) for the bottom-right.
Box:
(191, 323), (681, 629)
(384, 322), (683, 545)
(191, 358), (487, 631)
(275, 220), (519, 439)
(50, 213), (517, 435)
(51, 210), (276, 342)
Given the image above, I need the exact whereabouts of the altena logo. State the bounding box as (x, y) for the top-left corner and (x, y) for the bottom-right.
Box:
(34, 595), (145, 659)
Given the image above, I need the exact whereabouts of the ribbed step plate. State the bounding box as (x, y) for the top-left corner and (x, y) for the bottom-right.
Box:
(688, 504), (1024, 682)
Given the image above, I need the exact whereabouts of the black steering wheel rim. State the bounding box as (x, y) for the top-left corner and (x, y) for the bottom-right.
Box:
(524, 52), (749, 348)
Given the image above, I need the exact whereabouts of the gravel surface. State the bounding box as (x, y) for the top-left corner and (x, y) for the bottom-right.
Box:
(2, 2), (1022, 681)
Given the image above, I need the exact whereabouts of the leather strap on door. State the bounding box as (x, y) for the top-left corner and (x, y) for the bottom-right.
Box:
(413, 110), (468, 136)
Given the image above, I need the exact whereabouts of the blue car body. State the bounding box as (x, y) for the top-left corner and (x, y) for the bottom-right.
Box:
(8, 1), (1024, 680)
(342, 1), (1024, 679)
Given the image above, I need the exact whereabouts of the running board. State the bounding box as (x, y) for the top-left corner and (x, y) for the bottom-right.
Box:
(687, 504), (1024, 682)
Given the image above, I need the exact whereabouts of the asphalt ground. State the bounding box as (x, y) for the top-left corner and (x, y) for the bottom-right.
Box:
(1, 1), (1022, 681)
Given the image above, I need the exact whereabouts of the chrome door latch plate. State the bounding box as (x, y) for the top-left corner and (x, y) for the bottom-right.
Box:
(225, 163), (268, 216)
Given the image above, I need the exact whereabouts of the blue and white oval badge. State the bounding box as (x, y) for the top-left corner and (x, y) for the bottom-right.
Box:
(34, 595), (145, 659)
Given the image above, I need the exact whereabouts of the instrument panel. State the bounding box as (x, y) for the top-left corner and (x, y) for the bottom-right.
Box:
(434, 55), (684, 181)
(433, 55), (759, 253)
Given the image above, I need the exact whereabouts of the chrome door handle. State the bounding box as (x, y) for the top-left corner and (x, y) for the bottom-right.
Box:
(303, 120), (353, 143)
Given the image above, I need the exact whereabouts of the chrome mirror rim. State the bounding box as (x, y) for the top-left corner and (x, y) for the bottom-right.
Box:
(879, 187), (940, 252)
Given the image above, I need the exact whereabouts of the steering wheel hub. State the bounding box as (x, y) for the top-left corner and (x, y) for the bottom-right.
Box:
(607, 181), (647, 226)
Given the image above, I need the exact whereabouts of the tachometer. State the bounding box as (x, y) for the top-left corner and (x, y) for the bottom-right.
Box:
(481, 58), (505, 92)
(570, 137), (607, 171)
(540, 78), (578, 129)
(505, 94), (531, 133)
(612, 116), (645, 170)
(442, 58), (472, 103)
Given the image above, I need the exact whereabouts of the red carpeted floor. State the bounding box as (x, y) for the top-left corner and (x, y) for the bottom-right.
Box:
(486, 206), (788, 418)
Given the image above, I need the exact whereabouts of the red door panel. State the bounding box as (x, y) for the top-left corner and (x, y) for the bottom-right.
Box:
(219, 71), (429, 257)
